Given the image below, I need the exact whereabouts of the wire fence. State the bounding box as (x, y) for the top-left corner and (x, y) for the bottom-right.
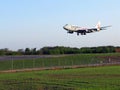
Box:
(0, 55), (120, 72)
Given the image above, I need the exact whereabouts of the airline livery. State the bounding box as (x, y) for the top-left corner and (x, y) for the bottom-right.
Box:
(63, 22), (111, 35)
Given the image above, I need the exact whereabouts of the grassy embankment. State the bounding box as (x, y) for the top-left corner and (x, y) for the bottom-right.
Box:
(0, 66), (120, 90)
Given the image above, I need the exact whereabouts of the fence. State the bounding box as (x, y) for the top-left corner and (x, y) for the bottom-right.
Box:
(0, 55), (120, 72)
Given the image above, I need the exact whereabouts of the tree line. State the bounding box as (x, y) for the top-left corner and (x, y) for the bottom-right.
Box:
(0, 46), (120, 55)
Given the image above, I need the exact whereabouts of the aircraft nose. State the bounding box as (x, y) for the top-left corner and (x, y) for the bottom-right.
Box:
(63, 24), (68, 30)
(63, 25), (66, 29)
(63, 26), (67, 30)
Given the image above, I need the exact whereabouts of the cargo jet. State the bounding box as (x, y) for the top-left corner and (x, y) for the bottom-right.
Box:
(63, 22), (111, 35)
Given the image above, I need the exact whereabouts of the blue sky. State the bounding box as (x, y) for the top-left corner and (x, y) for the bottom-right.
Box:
(0, 0), (120, 50)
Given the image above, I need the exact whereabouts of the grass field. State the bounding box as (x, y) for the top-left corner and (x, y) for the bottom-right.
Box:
(0, 66), (120, 90)
(0, 53), (120, 71)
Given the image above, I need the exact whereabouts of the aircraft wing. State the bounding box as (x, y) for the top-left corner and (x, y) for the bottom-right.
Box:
(75, 25), (111, 34)
(87, 28), (98, 33)
(74, 28), (97, 35)
(87, 25), (111, 32)
(100, 26), (112, 30)
(75, 28), (97, 33)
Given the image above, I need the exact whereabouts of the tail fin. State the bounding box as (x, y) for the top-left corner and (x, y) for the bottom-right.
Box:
(95, 21), (101, 31)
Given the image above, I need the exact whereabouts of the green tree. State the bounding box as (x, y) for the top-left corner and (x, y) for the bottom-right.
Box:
(25, 48), (31, 55)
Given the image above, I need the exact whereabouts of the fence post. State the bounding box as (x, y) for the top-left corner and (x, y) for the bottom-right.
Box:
(11, 56), (13, 70)
(33, 59), (35, 68)
(42, 60), (44, 67)
(23, 59), (24, 69)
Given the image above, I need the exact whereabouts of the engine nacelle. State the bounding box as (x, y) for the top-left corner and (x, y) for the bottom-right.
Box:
(68, 31), (73, 34)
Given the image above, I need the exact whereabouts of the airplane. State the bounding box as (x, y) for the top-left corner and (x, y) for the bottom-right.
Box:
(63, 21), (111, 35)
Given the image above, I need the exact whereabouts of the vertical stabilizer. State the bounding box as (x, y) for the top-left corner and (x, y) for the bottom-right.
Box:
(95, 21), (101, 31)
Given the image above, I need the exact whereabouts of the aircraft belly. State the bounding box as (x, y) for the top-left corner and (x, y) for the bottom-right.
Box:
(77, 30), (86, 33)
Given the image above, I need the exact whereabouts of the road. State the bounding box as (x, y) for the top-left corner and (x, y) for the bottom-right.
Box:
(0, 55), (65, 61)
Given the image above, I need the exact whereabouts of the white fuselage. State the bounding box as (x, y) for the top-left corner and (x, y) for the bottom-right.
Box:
(63, 24), (87, 31)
